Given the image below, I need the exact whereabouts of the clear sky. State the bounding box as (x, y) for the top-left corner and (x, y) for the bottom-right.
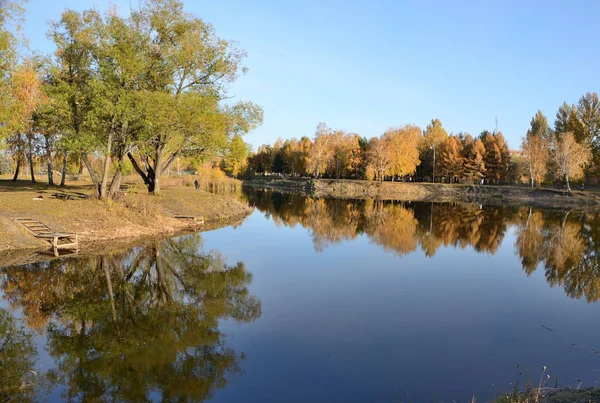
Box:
(21, 0), (600, 150)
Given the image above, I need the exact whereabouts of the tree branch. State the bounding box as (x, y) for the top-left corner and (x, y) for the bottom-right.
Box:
(127, 152), (150, 185)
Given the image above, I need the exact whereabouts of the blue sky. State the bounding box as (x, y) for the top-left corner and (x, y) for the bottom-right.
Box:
(21, 0), (600, 150)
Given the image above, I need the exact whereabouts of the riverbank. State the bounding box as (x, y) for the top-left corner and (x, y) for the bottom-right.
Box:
(0, 179), (252, 254)
(494, 386), (600, 402)
(243, 177), (600, 210)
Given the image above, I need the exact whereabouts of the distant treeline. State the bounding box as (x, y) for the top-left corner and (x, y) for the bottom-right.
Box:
(249, 93), (600, 190)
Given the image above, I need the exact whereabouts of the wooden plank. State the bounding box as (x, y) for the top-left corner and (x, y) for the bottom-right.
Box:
(14, 218), (79, 252)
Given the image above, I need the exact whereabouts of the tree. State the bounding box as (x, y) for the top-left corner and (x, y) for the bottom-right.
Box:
(555, 102), (582, 138)
(222, 134), (248, 177)
(384, 124), (421, 180)
(307, 123), (334, 178)
(461, 134), (486, 183)
(0, 0), (25, 141)
(438, 135), (463, 182)
(577, 92), (600, 150)
(481, 131), (511, 184)
(422, 119), (448, 182)
(124, 1), (262, 195)
(366, 136), (391, 181)
(47, 1), (262, 198)
(9, 59), (47, 183)
(522, 110), (550, 187)
(551, 131), (592, 190)
(46, 9), (101, 192)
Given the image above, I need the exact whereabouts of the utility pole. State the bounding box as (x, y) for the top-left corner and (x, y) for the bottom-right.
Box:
(431, 145), (436, 183)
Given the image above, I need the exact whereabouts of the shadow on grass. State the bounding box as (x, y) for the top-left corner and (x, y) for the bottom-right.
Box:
(0, 179), (93, 194)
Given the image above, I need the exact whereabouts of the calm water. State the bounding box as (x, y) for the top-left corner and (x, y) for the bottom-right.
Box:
(3, 189), (600, 402)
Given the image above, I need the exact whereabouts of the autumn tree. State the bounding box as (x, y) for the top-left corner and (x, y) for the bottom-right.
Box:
(551, 131), (592, 190)
(9, 59), (47, 182)
(461, 134), (486, 183)
(307, 123), (334, 178)
(384, 124), (421, 180)
(522, 110), (551, 187)
(438, 135), (463, 182)
(481, 130), (511, 184)
(366, 136), (391, 181)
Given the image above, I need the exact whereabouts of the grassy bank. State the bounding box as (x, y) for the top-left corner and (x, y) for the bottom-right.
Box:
(493, 387), (600, 402)
(244, 177), (600, 210)
(0, 178), (252, 253)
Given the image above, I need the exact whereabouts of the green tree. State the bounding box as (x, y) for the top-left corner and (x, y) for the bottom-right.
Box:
(0, 0), (25, 141)
(46, 9), (101, 192)
(222, 134), (248, 177)
(555, 102), (582, 139)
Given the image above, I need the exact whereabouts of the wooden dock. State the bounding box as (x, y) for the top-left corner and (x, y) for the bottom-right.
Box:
(14, 217), (79, 255)
(163, 208), (204, 227)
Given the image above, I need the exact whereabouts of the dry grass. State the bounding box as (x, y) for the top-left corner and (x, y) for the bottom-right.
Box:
(0, 177), (252, 252)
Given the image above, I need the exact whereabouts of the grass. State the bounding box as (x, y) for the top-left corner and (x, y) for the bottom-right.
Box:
(0, 175), (252, 252)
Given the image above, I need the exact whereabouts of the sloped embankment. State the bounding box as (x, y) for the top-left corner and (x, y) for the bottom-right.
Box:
(244, 177), (600, 210)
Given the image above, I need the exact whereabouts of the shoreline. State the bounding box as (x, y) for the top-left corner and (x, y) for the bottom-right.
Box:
(243, 177), (600, 210)
(0, 180), (253, 258)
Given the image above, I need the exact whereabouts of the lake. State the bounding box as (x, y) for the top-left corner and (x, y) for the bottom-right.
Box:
(3, 189), (600, 402)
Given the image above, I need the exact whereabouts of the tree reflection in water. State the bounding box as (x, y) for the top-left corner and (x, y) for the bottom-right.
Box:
(245, 188), (600, 302)
(0, 233), (261, 402)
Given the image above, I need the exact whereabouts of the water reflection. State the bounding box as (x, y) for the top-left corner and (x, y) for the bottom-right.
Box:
(0, 308), (38, 403)
(244, 189), (600, 302)
(0, 234), (261, 402)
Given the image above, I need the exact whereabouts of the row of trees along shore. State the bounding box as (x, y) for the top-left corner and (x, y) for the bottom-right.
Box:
(249, 94), (599, 190)
(0, 0), (263, 199)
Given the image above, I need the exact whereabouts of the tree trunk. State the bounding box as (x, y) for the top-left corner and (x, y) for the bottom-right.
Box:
(28, 152), (36, 183)
(28, 133), (36, 183)
(60, 150), (67, 187)
(100, 130), (113, 199)
(152, 147), (164, 196)
(76, 157), (83, 181)
(81, 152), (100, 197)
(12, 157), (20, 181)
(530, 166), (534, 187)
(46, 137), (54, 186)
(565, 173), (570, 191)
(108, 150), (128, 199)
